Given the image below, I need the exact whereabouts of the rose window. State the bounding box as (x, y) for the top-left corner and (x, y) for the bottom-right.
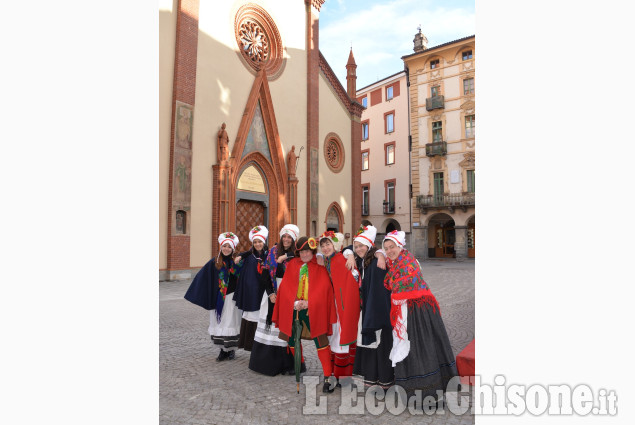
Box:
(234, 5), (284, 79)
(326, 141), (339, 167)
(239, 21), (269, 64)
(323, 134), (345, 173)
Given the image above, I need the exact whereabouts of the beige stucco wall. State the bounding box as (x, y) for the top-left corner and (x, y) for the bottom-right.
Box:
(267, 0), (308, 238)
(318, 73), (353, 239)
(188, 0), (308, 267)
(159, 0), (178, 270)
(445, 109), (462, 142)
(161, 0), (360, 268)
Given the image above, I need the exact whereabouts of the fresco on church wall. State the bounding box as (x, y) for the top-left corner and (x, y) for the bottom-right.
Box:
(243, 101), (272, 162)
(172, 150), (192, 207)
(172, 102), (193, 210)
(175, 103), (193, 150)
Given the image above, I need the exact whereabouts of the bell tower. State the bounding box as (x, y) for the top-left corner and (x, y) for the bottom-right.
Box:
(346, 48), (357, 99)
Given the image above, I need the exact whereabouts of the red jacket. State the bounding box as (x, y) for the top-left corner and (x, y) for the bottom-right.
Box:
(327, 253), (361, 346)
(272, 257), (337, 339)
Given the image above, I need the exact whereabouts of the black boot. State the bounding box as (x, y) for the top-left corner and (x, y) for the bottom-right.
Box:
(216, 349), (228, 362)
(227, 350), (235, 360)
(322, 377), (335, 393)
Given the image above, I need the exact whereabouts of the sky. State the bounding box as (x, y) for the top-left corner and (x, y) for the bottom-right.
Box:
(319, 0), (475, 90)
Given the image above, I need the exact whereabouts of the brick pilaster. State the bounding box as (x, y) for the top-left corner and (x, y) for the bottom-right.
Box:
(347, 48), (360, 234)
(350, 118), (362, 235)
(167, 0), (200, 271)
(306, 2), (320, 236)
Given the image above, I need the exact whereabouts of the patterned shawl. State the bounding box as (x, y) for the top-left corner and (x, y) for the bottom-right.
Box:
(384, 249), (439, 339)
(215, 255), (240, 323)
(266, 244), (290, 290)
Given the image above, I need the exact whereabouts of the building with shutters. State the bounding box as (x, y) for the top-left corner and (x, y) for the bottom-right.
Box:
(402, 30), (475, 260)
(355, 71), (411, 243)
(159, 0), (363, 280)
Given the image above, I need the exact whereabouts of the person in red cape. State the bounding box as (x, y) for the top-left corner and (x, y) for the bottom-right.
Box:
(318, 231), (361, 387)
(272, 236), (338, 393)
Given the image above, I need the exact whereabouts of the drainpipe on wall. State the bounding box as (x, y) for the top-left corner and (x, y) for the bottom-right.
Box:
(405, 64), (413, 252)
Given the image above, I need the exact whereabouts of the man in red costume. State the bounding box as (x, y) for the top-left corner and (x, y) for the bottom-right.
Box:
(272, 236), (338, 393)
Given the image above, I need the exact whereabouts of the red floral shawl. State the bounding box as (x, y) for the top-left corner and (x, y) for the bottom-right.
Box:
(384, 249), (439, 339)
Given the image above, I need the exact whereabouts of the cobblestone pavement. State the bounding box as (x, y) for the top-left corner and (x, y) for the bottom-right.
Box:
(160, 259), (475, 424)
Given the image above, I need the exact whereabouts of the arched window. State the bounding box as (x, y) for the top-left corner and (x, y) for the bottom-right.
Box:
(325, 202), (344, 232)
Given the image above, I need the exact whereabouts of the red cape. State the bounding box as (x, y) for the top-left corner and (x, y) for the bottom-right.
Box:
(272, 257), (336, 339)
(328, 253), (361, 346)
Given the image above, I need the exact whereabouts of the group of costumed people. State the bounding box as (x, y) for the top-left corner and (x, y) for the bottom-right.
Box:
(185, 223), (458, 402)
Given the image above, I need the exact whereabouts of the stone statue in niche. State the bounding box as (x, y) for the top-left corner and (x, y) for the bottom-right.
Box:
(176, 210), (186, 234)
(217, 123), (230, 164)
(287, 145), (298, 177)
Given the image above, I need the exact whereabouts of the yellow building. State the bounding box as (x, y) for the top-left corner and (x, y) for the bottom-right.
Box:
(160, 0), (363, 280)
(403, 31), (475, 260)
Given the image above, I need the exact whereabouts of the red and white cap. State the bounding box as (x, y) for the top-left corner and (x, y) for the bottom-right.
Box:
(319, 230), (345, 253)
(279, 224), (300, 241)
(354, 225), (377, 249)
(218, 232), (239, 250)
(382, 230), (406, 249)
(249, 225), (269, 243)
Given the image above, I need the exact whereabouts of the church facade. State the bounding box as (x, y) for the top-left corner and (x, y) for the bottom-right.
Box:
(160, 0), (362, 280)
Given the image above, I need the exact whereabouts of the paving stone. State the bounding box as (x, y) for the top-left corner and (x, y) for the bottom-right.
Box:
(160, 259), (475, 424)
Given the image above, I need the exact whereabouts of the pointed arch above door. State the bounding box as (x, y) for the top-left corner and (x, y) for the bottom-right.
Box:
(212, 69), (290, 255)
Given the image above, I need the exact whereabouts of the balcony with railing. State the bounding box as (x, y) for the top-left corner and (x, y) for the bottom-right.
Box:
(416, 192), (475, 214)
(425, 141), (447, 157)
(383, 201), (395, 214)
(426, 95), (445, 111)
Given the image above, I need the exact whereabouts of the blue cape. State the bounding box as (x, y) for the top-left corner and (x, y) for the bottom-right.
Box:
(184, 255), (238, 321)
(233, 249), (268, 312)
(184, 258), (216, 310)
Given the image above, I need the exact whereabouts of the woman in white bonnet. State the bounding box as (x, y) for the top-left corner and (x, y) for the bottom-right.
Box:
(249, 224), (305, 376)
(349, 225), (395, 390)
(184, 232), (243, 361)
(382, 230), (458, 406)
(234, 226), (270, 352)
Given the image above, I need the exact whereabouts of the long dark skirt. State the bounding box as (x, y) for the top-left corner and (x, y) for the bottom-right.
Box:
(249, 341), (293, 376)
(394, 301), (458, 399)
(248, 294), (294, 375)
(353, 327), (394, 389)
(237, 319), (258, 351)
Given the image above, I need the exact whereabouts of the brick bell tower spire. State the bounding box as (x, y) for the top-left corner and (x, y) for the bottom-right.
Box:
(346, 47), (357, 99)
